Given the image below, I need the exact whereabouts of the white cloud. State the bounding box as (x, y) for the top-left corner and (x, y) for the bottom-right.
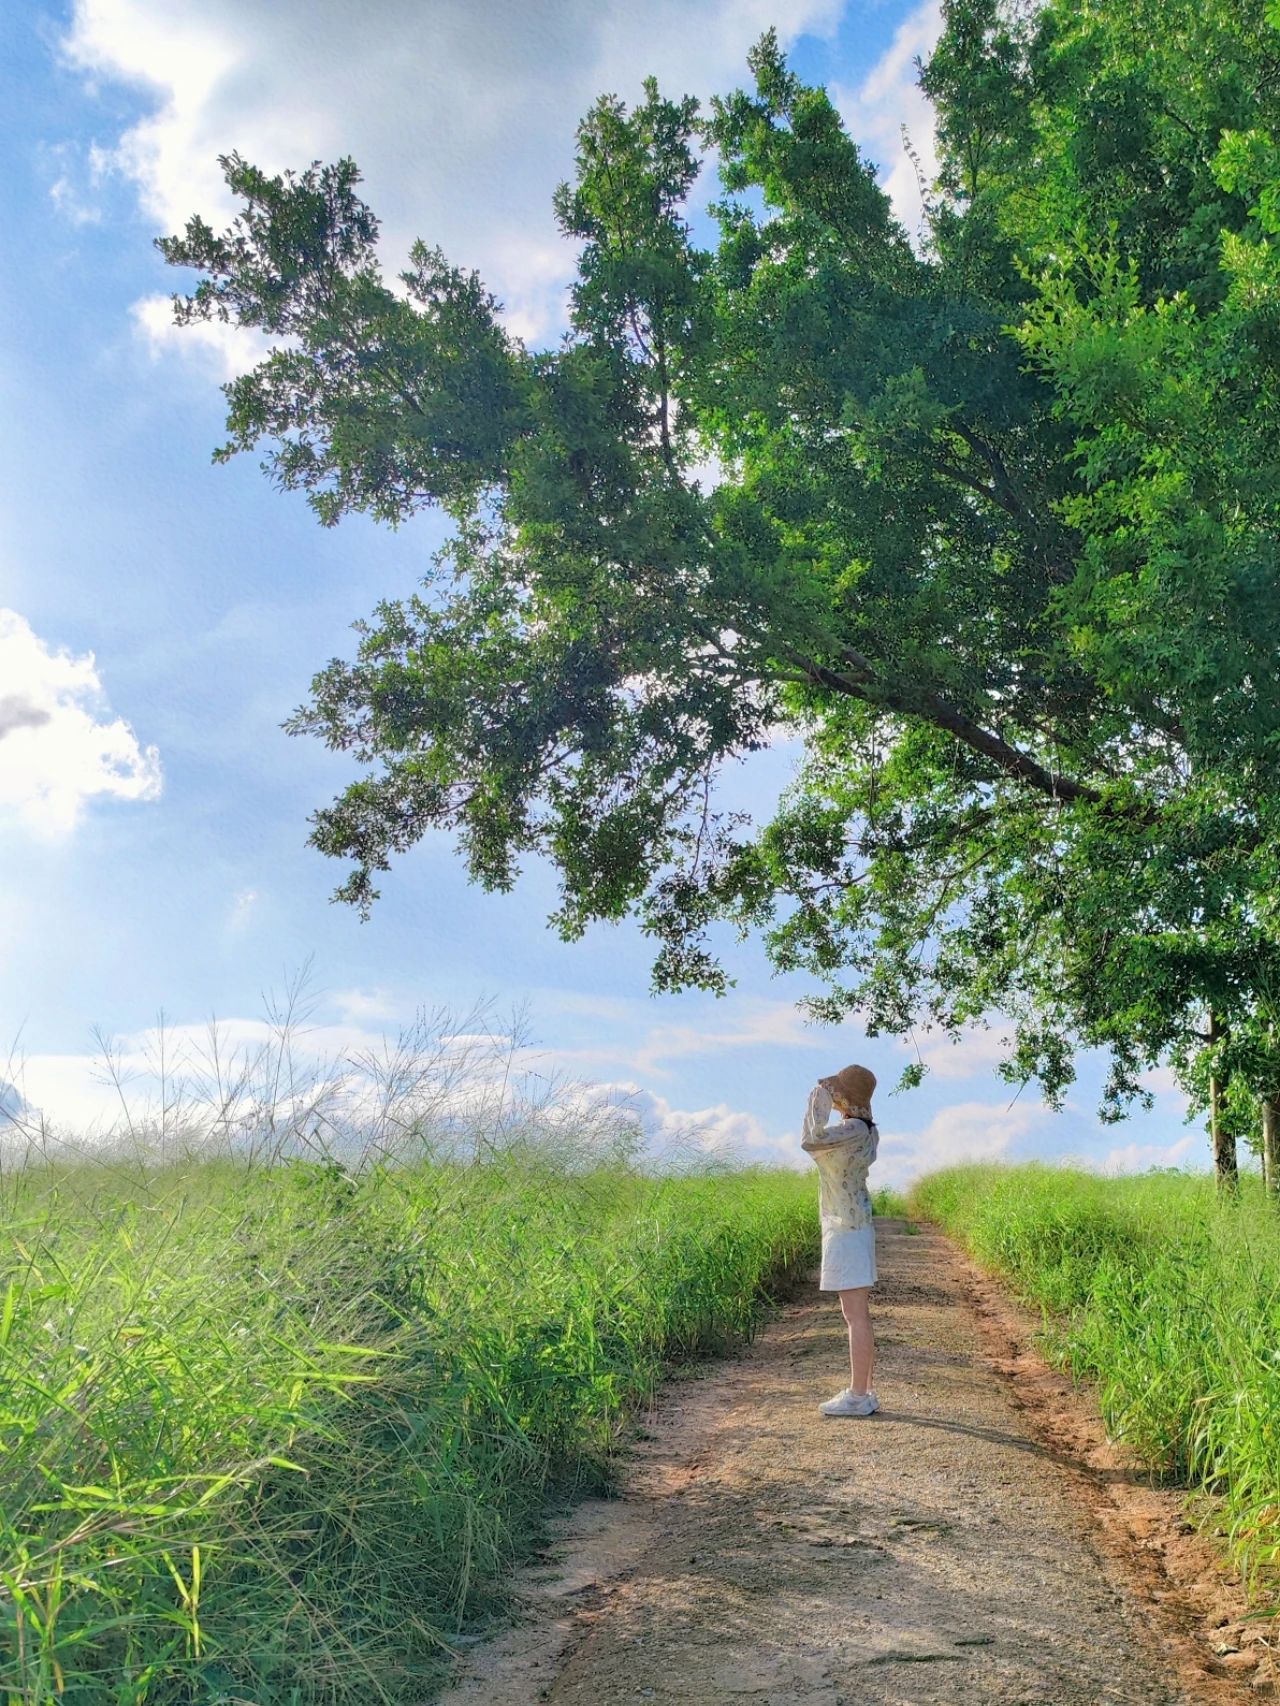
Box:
(832, 0), (942, 240)
(874, 1096), (1052, 1189)
(560, 1078), (787, 1166)
(1138, 1062), (1185, 1101)
(6, 1009), (470, 1139)
(131, 291), (268, 380)
(525, 997), (836, 1080)
(62, 0), (844, 355)
(576, 1083), (1059, 1182)
(6, 1003), (753, 1170)
(1095, 1132), (1199, 1176)
(7, 1050), (129, 1134)
(902, 1022), (1013, 1081)
(9, 984), (1157, 1187)
(49, 174), (100, 224)
(0, 609), (162, 839)
(626, 1002), (833, 1075)
(47, 146), (108, 226)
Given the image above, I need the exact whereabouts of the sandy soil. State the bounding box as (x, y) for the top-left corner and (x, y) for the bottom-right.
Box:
(437, 1220), (1275, 1706)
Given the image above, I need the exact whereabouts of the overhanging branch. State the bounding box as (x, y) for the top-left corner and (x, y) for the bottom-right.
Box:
(777, 640), (1105, 807)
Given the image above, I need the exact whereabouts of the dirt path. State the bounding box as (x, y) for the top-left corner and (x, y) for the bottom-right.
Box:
(439, 1220), (1260, 1706)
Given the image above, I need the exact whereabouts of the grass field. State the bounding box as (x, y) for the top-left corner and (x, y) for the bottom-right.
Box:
(0, 1144), (818, 1702)
(911, 1164), (1280, 1604)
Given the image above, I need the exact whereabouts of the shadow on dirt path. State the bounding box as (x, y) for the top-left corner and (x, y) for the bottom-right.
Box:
(437, 1219), (1259, 1706)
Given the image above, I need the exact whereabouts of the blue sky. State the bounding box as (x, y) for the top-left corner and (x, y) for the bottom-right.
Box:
(0, 0), (1206, 1184)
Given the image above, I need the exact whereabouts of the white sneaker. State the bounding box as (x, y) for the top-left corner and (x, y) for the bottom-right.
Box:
(820, 1387), (880, 1417)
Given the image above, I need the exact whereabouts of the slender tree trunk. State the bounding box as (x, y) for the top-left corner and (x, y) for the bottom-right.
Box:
(1208, 1014), (1238, 1195)
(1262, 1095), (1280, 1202)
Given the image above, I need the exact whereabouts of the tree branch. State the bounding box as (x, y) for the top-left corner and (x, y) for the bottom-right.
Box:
(776, 640), (1107, 806)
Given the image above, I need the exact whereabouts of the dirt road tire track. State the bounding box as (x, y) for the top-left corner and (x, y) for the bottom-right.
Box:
(438, 1219), (1267, 1706)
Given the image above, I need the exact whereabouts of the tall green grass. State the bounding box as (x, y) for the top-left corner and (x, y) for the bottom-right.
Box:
(0, 1148), (816, 1701)
(911, 1164), (1280, 1602)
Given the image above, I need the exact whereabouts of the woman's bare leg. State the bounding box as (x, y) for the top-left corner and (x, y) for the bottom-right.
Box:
(839, 1287), (875, 1395)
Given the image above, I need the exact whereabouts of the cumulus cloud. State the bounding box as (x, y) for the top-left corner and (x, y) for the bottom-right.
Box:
(832, 0), (942, 240)
(1096, 1133), (1199, 1176)
(7, 1009), (467, 1141)
(3, 968), (805, 1169)
(131, 290), (268, 380)
(6, 1002), (717, 1169)
(61, 0), (844, 352)
(0, 609), (162, 838)
(3, 1052), (121, 1135)
(560, 1078), (787, 1167)
(580, 1082), (1060, 1181)
(874, 1096), (1052, 1189)
(59, 0), (949, 354)
(0, 697), (53, 739)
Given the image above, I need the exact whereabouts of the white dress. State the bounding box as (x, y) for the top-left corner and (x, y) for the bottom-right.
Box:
(801, 1083), (878, 1291)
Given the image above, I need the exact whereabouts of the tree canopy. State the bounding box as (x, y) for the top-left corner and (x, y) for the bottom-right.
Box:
(160, 0), (1280, 1162)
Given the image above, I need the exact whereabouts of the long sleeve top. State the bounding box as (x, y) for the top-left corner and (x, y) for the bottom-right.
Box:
(801, 1083), (879, 1235)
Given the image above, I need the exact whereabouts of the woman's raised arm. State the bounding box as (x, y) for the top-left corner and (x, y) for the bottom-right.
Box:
(801, 1082), (834, 1151)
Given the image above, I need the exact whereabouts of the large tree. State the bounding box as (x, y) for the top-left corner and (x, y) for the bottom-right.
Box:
(160, 0), (1280, 1177)
(925, 0), (1280, 1174)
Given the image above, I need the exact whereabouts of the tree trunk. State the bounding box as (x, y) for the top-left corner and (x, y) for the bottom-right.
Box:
(1263, 1095), (1280, 1202)
(1210, 1078), (1237, 1192)
(1208, 1014), (1238, 1195)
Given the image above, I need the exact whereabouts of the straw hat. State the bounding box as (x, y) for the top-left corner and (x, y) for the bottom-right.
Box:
(819, 1064), (876, 1122)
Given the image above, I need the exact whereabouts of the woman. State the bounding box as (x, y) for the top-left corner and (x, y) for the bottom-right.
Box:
(801, 1064), (880, 1418)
